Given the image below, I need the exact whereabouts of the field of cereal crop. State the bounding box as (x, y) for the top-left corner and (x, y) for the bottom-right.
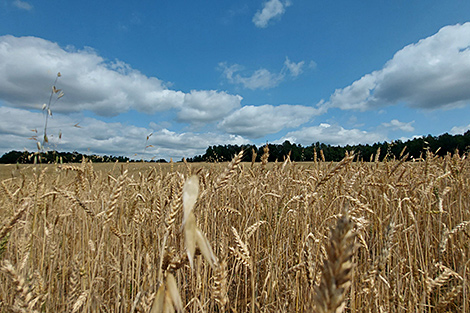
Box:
(0, 150), (469, 312)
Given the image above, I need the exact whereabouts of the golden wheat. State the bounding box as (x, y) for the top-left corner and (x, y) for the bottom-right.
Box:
(0, 150), (468, 312)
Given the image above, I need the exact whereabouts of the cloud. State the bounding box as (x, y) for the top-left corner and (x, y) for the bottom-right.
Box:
(177, 90), (242, 124)
(253, 0), (291, 28)
(218, 104), (322, 138)
(0, 35), (241, 124)
(144, 129), (250, 159)
(219, 57), (310, 90)
(279, 123), (385, 146)
(12, 0), (32, 10)
(325, 22), (470, 111)
(0, 106), (250, 160)
(220, 4), (250, 25)
(284, 57), (307, 77)
(219, 62), (284, 90)
(382, 119), (415, 132)
(450, 123), (470, 135)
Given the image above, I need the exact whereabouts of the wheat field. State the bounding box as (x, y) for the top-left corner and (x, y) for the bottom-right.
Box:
(0, 149), (469, 312)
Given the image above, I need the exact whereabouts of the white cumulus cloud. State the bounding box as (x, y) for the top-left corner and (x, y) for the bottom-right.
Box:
(279, 123), (385, 146)
(284, 57), (305, 77)
(12, 0), (33, 10)
(253, 0), (291, 28)
(219, 62), (284, 90)
(218, 104), (322, 138)
(382, 119), (415, 132)
(450, 123), (470, 135)
(0, 35), (241, 124)
(0, 106), (250, 160)
(325, 23), (470, 111)
(218, 57), (310, 90)
(177, 90), (242, 124)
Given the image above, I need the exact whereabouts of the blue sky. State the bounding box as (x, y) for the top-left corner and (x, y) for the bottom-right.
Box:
(1, 0), (470, 160)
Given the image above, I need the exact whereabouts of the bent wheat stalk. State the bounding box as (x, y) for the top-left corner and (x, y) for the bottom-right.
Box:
(182, 175), (218, 269)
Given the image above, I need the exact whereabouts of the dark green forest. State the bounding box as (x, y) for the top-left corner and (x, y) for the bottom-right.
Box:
(0, 150), (168, 164)
(188, 130), (470, 162)
(1, 130), (469, 164)
(0, 150), (131, 164)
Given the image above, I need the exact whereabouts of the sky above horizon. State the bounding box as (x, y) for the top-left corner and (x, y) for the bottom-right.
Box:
(1, 0), (470, 160)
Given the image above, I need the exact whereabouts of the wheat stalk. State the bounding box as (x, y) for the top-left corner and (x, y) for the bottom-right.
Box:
(261, 144), (269, 167)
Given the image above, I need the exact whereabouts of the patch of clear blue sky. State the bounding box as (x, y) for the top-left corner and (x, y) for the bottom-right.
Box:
(1, 0), (470, 140)
(3, 1), (469, 87)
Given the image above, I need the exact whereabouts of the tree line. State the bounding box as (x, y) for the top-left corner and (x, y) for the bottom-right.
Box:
(0, 150), (130, 164)
(187, 130), (470, 163)
(0, 150), (167, 164)
(1, 130), (469, 164)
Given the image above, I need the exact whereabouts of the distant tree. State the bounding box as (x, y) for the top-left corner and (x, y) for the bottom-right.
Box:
(2, 130), (470, 164)
(0, 151), (28, 163)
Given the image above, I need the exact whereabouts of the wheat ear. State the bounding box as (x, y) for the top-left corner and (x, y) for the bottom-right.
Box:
(314, 213), (355, 313)
(214, 150), (244, 190)
(315, 154), (355, 190)
(0, 200), (29, 240)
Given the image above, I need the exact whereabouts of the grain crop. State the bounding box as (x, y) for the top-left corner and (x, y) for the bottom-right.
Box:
(0, 149), (469, 312)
